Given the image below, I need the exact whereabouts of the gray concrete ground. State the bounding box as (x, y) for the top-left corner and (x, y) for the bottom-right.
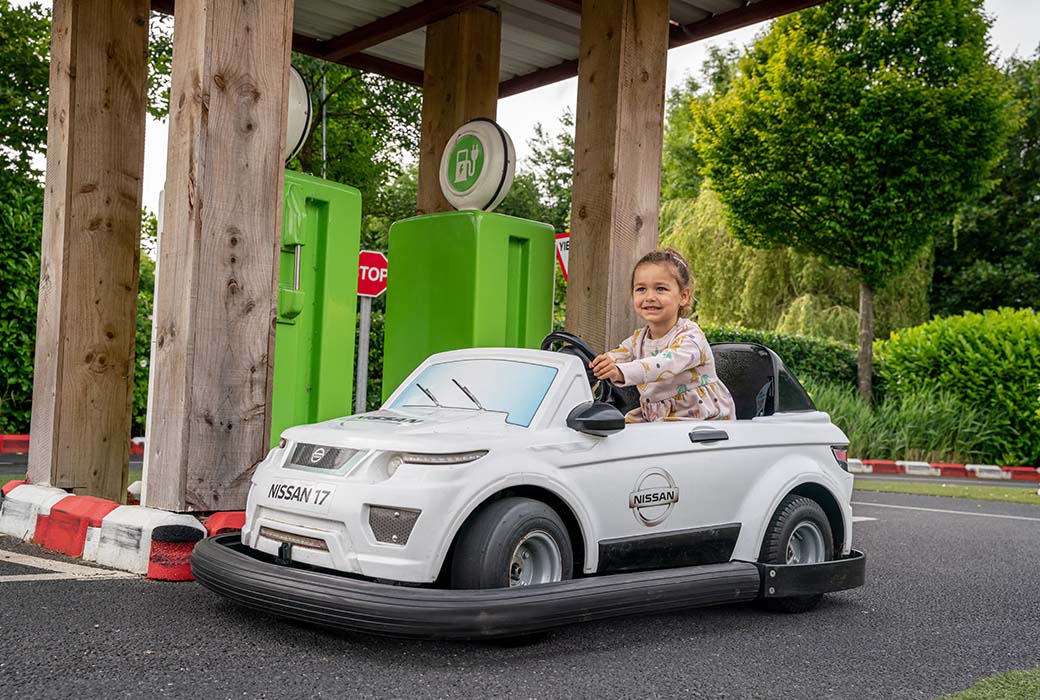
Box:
(1, 489), (1038, 700)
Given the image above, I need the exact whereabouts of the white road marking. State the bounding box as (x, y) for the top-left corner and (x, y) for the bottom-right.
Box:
(851, 516), (876, 522)
(0, 550), (136, 582)
(852, 501), (1040, 523)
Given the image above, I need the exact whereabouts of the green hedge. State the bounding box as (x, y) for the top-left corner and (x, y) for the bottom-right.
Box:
(875, 308), (1040, 466)
(703, 325), (858, 388)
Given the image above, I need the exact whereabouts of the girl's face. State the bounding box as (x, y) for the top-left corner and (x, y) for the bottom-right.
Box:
(632, 262), (690, 329)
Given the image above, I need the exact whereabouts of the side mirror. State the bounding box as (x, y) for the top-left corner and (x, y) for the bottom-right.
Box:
(566, 401), (625, 437)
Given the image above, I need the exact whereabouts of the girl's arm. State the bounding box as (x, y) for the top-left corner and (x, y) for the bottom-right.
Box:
(590, 331), (638, 384)
(605, 330), (637, 364)
(615, 330), (705, 386)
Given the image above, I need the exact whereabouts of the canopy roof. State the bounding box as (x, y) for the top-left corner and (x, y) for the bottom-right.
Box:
(152, 0), (824, 97)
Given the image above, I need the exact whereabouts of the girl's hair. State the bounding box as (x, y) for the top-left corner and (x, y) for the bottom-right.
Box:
(632, 248), (694, 316)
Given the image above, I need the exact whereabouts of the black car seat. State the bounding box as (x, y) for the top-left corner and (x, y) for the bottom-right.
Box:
(710, 343), (777, 420)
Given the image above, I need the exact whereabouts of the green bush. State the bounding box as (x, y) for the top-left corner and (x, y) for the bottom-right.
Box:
(703, 325), (858, 388)
(803, 378), (1007, 464)
(0, 170), (43, 433)
(875, 308), (1040, 466)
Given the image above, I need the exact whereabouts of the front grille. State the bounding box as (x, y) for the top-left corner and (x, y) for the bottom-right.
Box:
(258, 526), (329, 551)
(288, 443), (355, 470)
(368, 506), (421, 545)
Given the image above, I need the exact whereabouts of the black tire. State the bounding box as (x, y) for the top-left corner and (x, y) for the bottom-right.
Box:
(757, 495), (834, 613)
(451, 497), (573, 590)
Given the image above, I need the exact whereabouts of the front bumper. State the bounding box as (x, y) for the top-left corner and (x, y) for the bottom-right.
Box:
(192, 534), (866, 640)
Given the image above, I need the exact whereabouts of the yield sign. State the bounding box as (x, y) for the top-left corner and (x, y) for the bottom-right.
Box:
(554, 232), (569, 281)
(357, 250), (388, 297)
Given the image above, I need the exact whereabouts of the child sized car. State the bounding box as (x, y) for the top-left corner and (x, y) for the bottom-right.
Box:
(192, 335), (865, 639)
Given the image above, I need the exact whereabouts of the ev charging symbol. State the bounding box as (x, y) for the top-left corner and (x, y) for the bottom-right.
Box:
(455, 146), (477, 182)
(449, 134), (484, 191)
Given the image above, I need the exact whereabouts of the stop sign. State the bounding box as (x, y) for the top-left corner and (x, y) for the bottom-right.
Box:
(357, 250), (388, 297)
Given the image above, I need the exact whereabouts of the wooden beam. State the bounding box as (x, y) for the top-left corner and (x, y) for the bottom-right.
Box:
(145, 0), (294, 511)
(566, 0), (669, 352)
(28, 0), (149, 502)
(538, 0), (582, 13)
(499, 0), (830, 95)
(416, 6), (501, 215)
(499, 58), (576, 98)
(322, 0), (485, 64)
(669, 0), (827, 47)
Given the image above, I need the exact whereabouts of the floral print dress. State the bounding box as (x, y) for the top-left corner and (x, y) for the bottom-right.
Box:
(607, 318), (736, 423)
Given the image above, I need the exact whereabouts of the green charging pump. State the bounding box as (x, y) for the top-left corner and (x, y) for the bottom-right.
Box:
(270, 170), (362, 446)
(382, 119), (556, 399)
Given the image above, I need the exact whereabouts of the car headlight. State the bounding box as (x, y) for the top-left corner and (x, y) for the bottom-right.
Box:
(386, 454), (405, 477)
(385, 450), (488, 477)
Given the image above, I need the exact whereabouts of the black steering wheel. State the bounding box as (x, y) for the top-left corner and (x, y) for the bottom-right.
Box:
(540, 331), (627, 407)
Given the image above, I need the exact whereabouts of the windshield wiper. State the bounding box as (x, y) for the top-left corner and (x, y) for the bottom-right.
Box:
(416, 383), (442, 407)
(452, 378), (485, 410)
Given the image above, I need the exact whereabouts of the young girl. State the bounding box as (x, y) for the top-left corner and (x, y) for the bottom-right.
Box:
(589, 248), (736, 423)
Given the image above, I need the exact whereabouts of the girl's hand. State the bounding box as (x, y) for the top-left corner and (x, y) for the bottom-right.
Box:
(590, 353), (624, 383)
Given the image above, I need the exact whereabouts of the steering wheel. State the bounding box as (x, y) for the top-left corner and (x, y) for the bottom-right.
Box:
(540, 331), (623, 406)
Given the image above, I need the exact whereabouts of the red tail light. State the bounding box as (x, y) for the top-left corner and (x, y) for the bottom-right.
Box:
(831, 446), (848, 471)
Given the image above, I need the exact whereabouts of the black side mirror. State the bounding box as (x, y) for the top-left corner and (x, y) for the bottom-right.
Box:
(566, 401), (625, 436)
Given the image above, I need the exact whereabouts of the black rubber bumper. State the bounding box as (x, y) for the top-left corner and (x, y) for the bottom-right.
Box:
(191, 534), (865, 640)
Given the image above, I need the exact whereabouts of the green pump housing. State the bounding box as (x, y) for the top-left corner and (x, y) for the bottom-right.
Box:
(270, 171), (362, 447)
(381, 210), (555, 399)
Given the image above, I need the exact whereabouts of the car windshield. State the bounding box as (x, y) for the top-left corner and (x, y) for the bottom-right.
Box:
(389, 359), (558, 427)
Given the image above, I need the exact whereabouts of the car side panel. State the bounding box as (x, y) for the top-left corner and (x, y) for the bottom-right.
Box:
(729, 452), (854, 561)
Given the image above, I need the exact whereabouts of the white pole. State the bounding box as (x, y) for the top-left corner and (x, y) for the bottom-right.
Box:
(355, 296), (372, 413)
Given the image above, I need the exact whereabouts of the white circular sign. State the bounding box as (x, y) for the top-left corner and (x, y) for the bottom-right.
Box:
(438, 118), (515, 211)
(285, 65), (312, 164)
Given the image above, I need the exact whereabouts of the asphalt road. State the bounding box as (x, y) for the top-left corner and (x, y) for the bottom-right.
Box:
(1, 489), (1038, 700)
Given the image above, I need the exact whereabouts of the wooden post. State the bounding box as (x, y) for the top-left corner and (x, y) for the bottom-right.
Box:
(28, 0), (149, 502)
(416, 6), (501, 214)
(566, 0), (669, 352)
(144, 0), (294, 511)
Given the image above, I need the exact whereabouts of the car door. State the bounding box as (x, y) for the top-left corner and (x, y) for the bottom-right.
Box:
(562, 419), (771, 574)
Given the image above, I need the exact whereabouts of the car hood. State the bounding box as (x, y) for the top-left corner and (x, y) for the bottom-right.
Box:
(280, 407), (525, 452)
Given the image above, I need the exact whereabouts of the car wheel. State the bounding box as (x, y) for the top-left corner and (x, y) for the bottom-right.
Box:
(757, 494), (833, 613)
(451, 497), (573, 590)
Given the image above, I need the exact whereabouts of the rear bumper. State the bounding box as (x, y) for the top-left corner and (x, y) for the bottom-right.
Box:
(191, 534), (865, 640)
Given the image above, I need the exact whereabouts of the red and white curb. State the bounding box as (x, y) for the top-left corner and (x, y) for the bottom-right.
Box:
(1, 480), (243, 581)
(849, 459), (1039, 481)
(0, 434), (145, 456)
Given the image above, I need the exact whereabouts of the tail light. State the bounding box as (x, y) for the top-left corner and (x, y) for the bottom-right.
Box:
(831, 446), (849, 471)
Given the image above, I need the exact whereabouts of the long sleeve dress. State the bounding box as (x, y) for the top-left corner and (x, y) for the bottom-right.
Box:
(606, 318), (737, 423)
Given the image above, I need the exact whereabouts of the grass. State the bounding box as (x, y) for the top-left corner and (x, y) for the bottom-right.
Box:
(854, 479), (1040, 506)
(938, 669), (1040, 699)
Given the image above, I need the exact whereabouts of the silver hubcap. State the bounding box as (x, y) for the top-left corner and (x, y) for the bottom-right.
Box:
(786, 521), (826, 565)
(508, 530), (562, 587)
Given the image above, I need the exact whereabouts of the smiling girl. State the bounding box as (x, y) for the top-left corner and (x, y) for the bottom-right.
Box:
(589, 248), (736, 423)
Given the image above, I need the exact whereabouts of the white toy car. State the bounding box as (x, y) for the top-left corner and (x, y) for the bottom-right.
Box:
(193, 334), (865, 639)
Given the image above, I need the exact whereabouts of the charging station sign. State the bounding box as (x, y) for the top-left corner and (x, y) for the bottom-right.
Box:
(358, 250), (388, 297)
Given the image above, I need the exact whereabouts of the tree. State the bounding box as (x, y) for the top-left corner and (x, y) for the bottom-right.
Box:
(695, 0), (1013, 400)
(661, 46), (739, 201)
(289, 56), (421, 212)
(931, 47), (1040, 316)
(526, 109), (574, 233)
(0, 0), (50, 174)
(661, 188), (931, 347)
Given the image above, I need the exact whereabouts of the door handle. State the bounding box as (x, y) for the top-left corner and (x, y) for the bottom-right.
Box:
(292, 244), (302, 291)
(688, 428), (729, 444)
